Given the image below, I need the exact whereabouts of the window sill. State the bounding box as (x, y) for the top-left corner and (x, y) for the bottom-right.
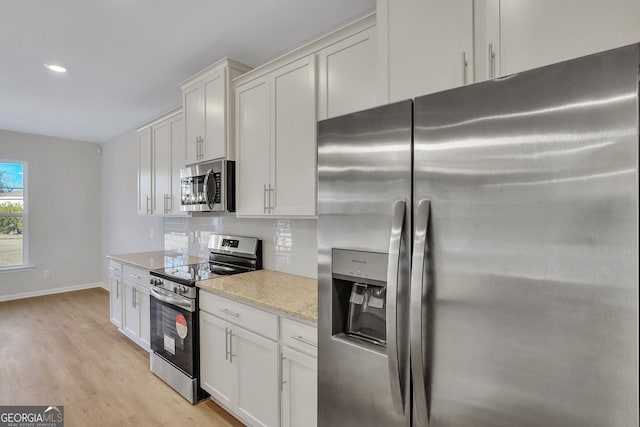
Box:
(0, 265), (36, 273)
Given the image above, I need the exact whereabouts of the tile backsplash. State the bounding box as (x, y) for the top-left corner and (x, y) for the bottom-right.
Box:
(164, 214), (318, 278)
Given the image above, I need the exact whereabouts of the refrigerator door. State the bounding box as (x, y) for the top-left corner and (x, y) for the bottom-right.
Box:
(318, 100), (412, 426)
(413, 44), (639, 427)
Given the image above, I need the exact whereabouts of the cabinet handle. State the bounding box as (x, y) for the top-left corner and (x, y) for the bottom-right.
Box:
(291, 335), (318, 348)
(268, 184), (274, 213)
(220, 308), (240, 318)
(109, 266), (118, 271)
(461, 52), (468, 85)
(132, 287), (136, 308)
(225, 327), (229, 361)
(116, 280), (120, 299)
(146, 195), (151, 214)
(164, 194), (170, 214)
(281, 354), (288, 391)
(229, 330), (235, 363)
(263, 184), (268, 214)
(488, 43), (496, 78)
(196, 136), (204, 160)
(128, 273), (141, 280)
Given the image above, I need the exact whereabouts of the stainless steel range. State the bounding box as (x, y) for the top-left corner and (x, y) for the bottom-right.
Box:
(148, 234), (262, 403)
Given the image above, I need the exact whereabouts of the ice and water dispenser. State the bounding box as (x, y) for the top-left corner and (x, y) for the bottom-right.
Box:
(331, 249), (388, 348)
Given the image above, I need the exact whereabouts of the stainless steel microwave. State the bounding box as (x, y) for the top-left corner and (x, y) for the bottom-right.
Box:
(180, 160), (235, 212)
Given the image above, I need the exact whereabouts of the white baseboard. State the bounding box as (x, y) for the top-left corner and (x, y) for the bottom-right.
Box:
(0, 282), (107, 302)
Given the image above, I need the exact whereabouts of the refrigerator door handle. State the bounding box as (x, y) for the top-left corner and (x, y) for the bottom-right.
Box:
(411, 199), (431, 424)
(387, 199), (406, 415)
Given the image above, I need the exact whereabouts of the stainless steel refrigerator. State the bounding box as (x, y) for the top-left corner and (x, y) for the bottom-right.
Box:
(317, 44), (639, 426)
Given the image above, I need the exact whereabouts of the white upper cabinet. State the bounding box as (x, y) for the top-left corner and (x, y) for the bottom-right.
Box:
(379, 0), (639, 97)
(378, 0), (474, 102)
(152, 120), (171, 214)
(272, 55), (317, 216)
(137, 109), (187, 216)
(236, 77), (271, 216)
(137, 128), (152, 215)
(179, 58), (252, 165)
(317, 26), (379, 120)
(234, 13), (376, 218)
(491, 0), (640, 77)
(235, 54), (317, 217)
(473, 0), (501, 82)
(169, 115), (186, 215)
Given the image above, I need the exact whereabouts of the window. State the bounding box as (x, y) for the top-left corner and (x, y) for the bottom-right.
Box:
(0, 161), (26, 268)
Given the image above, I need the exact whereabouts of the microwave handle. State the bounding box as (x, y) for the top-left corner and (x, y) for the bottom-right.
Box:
(203, 168), (214, 210)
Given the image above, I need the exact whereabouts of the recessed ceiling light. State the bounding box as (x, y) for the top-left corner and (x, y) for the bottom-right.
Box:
(44, 64), (67, 73)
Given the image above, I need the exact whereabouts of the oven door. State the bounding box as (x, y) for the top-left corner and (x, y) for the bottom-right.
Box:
(150, 286), (196, 377)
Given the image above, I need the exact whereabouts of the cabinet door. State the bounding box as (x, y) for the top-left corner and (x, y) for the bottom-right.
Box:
(137, 128), (152, 215)
(109, 275), (122, 328)
(281, 347), (317, 427)
(473, 0), (500, 82)
(123, 280), (140, 340)
(499, 0), (640, 76)
(380, 0), (474, 101)
(203, 70), (226, 161)
(272, 55), (317, 216)
(236, 77), (272, 216)
(200, 311), (234, 408)
(137, 285), (151, 350)
(234, 327), (279, 427)
(169, 115), (187, 215)
(152, 121), (171, 215)
(317, 27), (378, 120)
(183, 83), (202, 165)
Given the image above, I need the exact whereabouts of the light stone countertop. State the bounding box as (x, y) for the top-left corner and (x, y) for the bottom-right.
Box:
(107, 251), (207, 271)
(197, 270), (318, 323)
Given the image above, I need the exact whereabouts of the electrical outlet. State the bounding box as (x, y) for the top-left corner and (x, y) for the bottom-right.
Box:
(43, 270), (50, 279)
(150, 228), (155, 238)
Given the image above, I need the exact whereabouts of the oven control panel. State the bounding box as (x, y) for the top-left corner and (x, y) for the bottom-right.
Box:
(149, 277), (197, 299)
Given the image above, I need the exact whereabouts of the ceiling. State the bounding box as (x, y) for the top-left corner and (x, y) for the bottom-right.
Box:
(0, 0), (375, 143)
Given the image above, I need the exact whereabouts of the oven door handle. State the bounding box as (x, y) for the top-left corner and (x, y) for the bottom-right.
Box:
(150, 287), (195, 312)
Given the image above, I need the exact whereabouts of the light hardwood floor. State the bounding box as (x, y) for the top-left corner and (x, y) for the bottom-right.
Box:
(0, 288), (244, 427)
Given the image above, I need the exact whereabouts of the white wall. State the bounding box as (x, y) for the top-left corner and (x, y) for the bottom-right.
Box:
(100, 128), (164, 284)
(0, 129), (102, 299)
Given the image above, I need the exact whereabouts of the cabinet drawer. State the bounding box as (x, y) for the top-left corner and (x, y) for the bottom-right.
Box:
(200, 291), (278, 341)
(281, 317), (317, 357)
(108, 260), (122, 277)
(122, 265), (149, 286)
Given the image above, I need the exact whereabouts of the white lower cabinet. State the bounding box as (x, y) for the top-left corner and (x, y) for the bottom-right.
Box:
(200, 311), (235, 408)
(200, 291), (318, 427)
(108, 260), (123, 328)
(281, 346), (317, 427)
(280, 317), (317, 427)
(109, 275), (123, 328)
(235, 326), (279, 427)
(200, 293), (279, 427)
(123, 280), (140, 339)
(120, 265), (151, 351)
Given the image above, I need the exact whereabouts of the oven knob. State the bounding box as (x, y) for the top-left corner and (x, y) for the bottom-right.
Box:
(177, 285), (187, 294)
(150, 278), (162, 286)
